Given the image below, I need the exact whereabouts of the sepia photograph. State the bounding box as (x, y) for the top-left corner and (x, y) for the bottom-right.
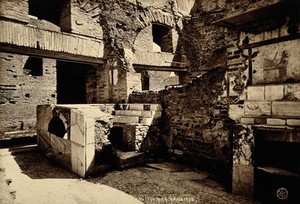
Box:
(0, 0), (299, 203)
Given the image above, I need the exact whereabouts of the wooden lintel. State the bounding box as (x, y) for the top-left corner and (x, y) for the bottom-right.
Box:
(133, 64), (188, 72)
(240, 33), (300, 49)
(0, 43), (104, 65)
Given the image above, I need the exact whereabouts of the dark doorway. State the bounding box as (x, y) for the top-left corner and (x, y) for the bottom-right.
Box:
(108, 127), (124, 150)
(28, 0), (64, 27)
(57, 61), (88, 104)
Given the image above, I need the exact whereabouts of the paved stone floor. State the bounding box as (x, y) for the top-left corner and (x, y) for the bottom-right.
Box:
(1, 151), (259, 204)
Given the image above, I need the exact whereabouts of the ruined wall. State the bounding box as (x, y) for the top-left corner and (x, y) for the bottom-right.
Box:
(162, 68), (230, 174)
(0, 53), (56, 137)
(148, 71), (179, 90)
(180, 0), (227, 76)
(91, 0), (182, 101)
(130, 67), (230, 176)
(68, 0), (103, 38)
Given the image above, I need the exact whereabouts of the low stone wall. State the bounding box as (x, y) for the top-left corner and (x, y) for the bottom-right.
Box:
(129, 91), (161, 104)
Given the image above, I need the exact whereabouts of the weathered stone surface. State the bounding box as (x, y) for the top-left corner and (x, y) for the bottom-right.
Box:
(232, 125), (254, 166)
(240, 117), (254, 124)
(272, 101), (300, 117)
(114, 150), (145, 169)
(265, 85), (284, 100)
(229, 104), (244, 122)
(232, 165), (254, 197)
(267, 118), (286, 126)
(286, 119), (300, 126)
(244, 101), (271, 116)
(247, 86), (264, 100)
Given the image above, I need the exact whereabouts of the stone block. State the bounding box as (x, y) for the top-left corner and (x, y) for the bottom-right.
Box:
(265, 85), (284, 100)
(140, 117), (152, 125)
(284, 83), (300, 100)
(70, 109), (85, 146)
(240, 117), (254, 124)
(71, 142), (86, 177)
(115, 110), (142, 116)
(272, 101), (300, 117)
(244, 101), (271, 116)
(254, 117), (267, 124)
(126, 104), (144, 110)
(267, 118), (286, 126)
(286, 119), (300, 126)
(114, 150), (145, 169)
(247, 86), (264, 100)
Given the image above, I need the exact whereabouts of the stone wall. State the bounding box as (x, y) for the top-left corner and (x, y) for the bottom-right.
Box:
(179, 0), (227, 75)
(0, 53), (56, 137)
(130, 67), (231, 178)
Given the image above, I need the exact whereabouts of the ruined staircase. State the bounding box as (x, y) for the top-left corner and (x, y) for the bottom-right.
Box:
(111, 103), (162, 169)
(113, 103), (161, 125)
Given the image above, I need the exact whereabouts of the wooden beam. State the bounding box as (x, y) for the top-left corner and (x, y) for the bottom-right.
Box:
(0, 43), (104, 65)
(133, 64), (188, 72)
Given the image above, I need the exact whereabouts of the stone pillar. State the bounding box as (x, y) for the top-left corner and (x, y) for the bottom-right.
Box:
(232, 124), (254, 197)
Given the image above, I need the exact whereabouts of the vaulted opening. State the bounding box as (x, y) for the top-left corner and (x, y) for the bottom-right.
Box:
(152, 24), (173, 53)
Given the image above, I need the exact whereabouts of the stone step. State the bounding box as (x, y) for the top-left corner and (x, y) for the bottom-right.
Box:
(118, 104), (161, 111)
(113, 116), (140, 124)
(114, 110), (154, 118)
(114, 150), (145, 169)
(113, 115), (153, 125)
(0, 144), (37, 156)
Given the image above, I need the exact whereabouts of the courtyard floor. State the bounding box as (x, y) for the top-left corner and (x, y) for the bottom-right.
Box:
(0, 150), (259, 204)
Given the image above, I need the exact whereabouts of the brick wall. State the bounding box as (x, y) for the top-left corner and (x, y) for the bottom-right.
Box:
(134, 25), (153, 52)
(0, 53), (56, 137)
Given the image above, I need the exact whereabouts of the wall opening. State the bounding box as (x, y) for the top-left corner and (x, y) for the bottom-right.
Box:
(23, 57), (43, 76)
(254, 129), (300, 203)
(152, 24), (173, 53)
(57, 61), (92, 104)
(108, 127), (124, 150)
(141, 71), (150, 91)
(28, 0), (64, 26)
